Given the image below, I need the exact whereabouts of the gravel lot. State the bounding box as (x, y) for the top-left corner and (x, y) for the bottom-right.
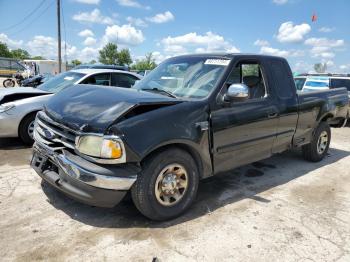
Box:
(0, 128), (350, 261)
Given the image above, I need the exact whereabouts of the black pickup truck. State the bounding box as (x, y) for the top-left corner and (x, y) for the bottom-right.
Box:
(31, 54), (349, 220)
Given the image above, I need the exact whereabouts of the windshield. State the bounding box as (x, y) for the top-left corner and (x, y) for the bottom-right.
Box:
(294, 78), (306, 90)
(133, 56), (230, 99)
(37, 71), (85, 93)
(304, 81), (329, 88)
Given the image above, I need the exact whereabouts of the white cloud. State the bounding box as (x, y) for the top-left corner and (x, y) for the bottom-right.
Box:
(160, 31), (239, 56)
(304, 37), (344, 48)
(126, 16), (148, 27)
(103, 24), (145, 46)
(0, 33), (23, 49)
(116, 0), (150, 10)
(273, 0), (288, 5)
(146, 11), (174, 24)
(276, 21), (311, 43)
(151, 51), (166, 64)
(260, 46), (303, 57)
(339, 64), (350, 72)
(27, 35), (56, 58)
(305, 37), (345, 59)
(254, 39), (269, 46)
(164, 44), (187, 55)
(78, 29), (94, 37)
(78, 47), (99, 61)
(83, 37), (97, 46)
(260, 46), (289, 57)
(319, 27), (335, 33)
(72, 9), (114, 25)
(26, 35), (79, 61)
(74, 0), (100, 4)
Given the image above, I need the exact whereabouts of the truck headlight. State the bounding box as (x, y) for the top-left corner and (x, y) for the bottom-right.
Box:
(76, 135), (125, 160)
(0, 103), (15, 113)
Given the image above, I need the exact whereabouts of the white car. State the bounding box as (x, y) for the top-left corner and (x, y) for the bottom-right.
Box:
(0, 69), (141, 144)
(301, 77), (330, 92)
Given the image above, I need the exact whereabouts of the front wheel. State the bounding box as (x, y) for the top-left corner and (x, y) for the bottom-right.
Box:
(302, 122), (331, 162)
(131, 148), (199, 221)
(18, 113), (37, 145)
(3, 79), (15, 88)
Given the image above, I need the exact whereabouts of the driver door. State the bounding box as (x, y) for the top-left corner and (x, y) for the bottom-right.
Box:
(211, 59), (279, 174)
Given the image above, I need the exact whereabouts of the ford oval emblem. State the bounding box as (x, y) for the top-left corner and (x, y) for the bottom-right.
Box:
(43, 129), (55, 140)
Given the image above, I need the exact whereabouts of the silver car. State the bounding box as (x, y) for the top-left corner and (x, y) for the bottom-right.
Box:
(0, 69), (141, 144)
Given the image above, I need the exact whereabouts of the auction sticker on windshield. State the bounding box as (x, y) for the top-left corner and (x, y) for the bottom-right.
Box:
(204, 59), (231, 66)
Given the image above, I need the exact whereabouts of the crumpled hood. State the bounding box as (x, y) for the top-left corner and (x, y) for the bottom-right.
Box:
(45, 84), (180, 133)
(0, 87), (49, 104)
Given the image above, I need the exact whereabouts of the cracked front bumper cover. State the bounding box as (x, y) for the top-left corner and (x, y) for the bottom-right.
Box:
(31, 143), (138, 207)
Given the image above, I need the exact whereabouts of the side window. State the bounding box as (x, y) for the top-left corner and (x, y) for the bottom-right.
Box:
(11, 61), (23, 71)
(330, 79), (350, 91)
(0, 59), (10, 70)
(226, 61), (267, 100)
(112, 73), (138, 88)
(81, 73), (111, 86)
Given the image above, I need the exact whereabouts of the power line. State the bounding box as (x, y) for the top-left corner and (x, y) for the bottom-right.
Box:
(0, 0), (47, 31)
(8, 0), (55, 37)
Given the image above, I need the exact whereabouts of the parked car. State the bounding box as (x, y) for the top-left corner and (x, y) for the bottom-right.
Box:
(21, 73), (53, 88)
(294, 76), (306, 91)
(31, 54), (349, 220)
(0, 69), (141, 144)
(0, 57), (27, 77)
(73, 64), (129, 71)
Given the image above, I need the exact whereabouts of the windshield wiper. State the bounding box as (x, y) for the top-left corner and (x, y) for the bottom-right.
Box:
(141, 88), (178, 98)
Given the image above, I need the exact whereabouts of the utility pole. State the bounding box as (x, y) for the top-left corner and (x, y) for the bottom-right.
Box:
(57, 0), (62, 73)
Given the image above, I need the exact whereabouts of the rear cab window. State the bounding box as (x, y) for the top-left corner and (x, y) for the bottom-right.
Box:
(330, 78), (350, 91)
(270, 60), (295, 98)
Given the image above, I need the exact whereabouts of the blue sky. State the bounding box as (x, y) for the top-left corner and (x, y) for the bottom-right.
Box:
(0, 0), (349, 72)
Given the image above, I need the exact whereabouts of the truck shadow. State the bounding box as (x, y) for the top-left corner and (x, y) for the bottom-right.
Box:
(41, 147), (350, 228)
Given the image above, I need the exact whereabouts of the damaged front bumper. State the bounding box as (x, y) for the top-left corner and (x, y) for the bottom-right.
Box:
(31, 143), (138, 207)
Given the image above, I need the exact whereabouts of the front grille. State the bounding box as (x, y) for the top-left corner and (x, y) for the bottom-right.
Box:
(34, 111), (77, 150)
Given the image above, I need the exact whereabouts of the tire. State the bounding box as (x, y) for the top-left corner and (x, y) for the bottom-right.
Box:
(3, 79), (15, 88)
(18, 113), (37, 145)
(302, 122), (331, 162)
(131, 148), (199, 221)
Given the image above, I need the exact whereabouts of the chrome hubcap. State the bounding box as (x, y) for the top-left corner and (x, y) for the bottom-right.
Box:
(28, 121), (35, 139)
(317, 131), (328, 154)
(155, 164), (188, 206)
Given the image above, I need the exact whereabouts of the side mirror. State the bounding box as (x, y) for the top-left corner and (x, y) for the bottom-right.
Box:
(224, 83), (249, 102)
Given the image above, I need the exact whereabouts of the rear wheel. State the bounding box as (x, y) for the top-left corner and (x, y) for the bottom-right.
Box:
(3, 79), (15, 88)
(302, 122), (331, 162)
(18, 113), (37, 145)
(131, 148), (199, 221)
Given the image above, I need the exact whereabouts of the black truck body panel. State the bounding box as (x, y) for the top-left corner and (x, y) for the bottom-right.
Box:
(32, 53), (349, 208)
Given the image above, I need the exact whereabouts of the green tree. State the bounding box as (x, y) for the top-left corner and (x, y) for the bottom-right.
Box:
(117, 49), (132, 66)
(71, 59), (82, 66)
(99, 43), (119, 65)
(31, 56), (45, 60)
(89, 59), (97, 64)
(10, 48), (30, 59)
(0, 41), (12, 58)
(314, 63), (327, 73)
(131, 53), (157, 71)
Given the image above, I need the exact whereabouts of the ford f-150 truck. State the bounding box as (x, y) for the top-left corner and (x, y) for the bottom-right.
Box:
(31, 54), (349, 220)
